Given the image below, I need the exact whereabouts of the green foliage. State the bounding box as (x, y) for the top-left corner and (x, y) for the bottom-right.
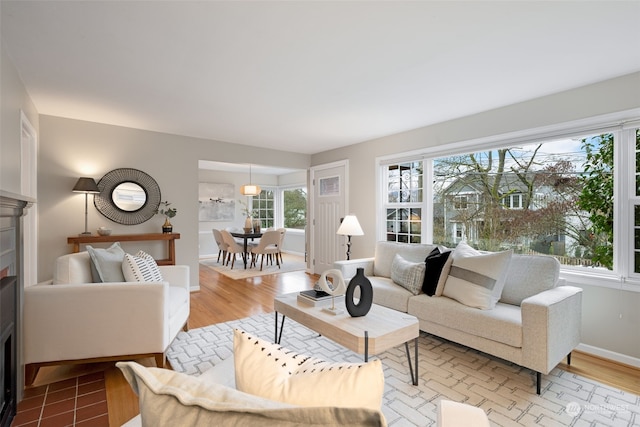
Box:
(577, 134), (614, 269)
(156, 201), (177, 218)
(284, 188), (307, 229)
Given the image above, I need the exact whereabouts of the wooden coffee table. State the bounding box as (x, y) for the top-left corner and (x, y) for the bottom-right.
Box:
(273, 293), (420, 385)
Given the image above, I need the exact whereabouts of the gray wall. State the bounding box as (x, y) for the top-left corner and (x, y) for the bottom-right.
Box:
(37, 116), (311, 287)
(310, 72), (640, 362)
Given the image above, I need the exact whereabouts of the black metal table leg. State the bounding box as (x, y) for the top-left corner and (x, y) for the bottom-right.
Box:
(364, 331), (368, 362)
(404, 337), (419, 385)
(274, 312), (286, 344)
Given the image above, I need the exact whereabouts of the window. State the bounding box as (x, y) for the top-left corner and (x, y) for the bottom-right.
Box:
(384, 162), (423, 242)
(253, 189), (275, 229)
(283, 187), (307, 230)
(503, 194), (523, 209)
(378, 121), (640, 285)
(453, 195), (468, 210)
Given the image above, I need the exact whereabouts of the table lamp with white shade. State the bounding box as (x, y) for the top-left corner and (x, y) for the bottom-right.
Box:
(336, 214), (364, 260)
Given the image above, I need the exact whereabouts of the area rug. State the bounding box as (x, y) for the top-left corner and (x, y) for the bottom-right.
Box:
(167, 312), (640, 426)
(199, 253), (306, 279)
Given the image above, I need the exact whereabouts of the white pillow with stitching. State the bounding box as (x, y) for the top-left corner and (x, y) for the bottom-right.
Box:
(122, 250), (163, 282)
(233, 329), (384, 411)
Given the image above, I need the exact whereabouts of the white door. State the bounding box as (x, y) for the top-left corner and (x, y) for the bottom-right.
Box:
(310, 160), (347, 275)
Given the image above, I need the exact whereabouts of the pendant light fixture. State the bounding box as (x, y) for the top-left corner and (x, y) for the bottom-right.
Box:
(240, 163), (261, 196)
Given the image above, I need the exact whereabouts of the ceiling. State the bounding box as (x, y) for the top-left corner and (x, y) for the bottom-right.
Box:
(2, 1), (640, 155)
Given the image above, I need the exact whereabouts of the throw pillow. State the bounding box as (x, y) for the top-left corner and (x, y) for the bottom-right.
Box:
(86, 242), (126, 282)
(117, 361), (386, 427)
(390, 253), (426, 295)
(422, 247), (452, 296)
(122, 251), (164, 283)
(233, 329), (384, 411)
(442, 242), (512, 310)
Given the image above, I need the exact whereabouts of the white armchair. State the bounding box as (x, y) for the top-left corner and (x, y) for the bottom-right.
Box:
(24, 251), (190, 385)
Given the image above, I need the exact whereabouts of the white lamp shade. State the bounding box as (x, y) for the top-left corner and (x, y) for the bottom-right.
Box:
(336, 214), (364, 236)
(240, 184), (261, 196)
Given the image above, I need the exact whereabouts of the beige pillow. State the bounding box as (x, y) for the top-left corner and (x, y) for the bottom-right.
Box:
(233, 329), (385, 411)
(442, 242), (512, 310)
(117, 361), (386, 427)
(390, 253), (426, 295)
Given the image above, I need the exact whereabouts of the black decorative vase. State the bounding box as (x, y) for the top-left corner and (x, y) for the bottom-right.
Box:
(345, 267), (373, 317)
(162, 218), (173, 234)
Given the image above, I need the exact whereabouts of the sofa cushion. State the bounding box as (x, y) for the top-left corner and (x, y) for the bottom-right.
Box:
(122, 251), (164, 283)
(390, 254), (425, 295)
(87, 242), (126, 282)
(370, 276), (414, 312)
(500, 255), (560, 306)
(117, 361), (386, 427)
(408, 294), (523, 348)
(443, 242), (512, 310)
(53, 252), (93, 284)
(373, 241), (435, 278)
(422, 247), (452, 296)
(233, 329), (384, 411)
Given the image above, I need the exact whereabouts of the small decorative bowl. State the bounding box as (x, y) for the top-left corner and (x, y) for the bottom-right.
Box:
(97, 228), (112, 236)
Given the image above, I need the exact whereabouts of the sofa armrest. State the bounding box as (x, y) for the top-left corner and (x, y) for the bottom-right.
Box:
(333, 258), (375, 280)
(24, 281), (171, 364)
(521, 285), (582, 374)
(158, 265), (190, 291)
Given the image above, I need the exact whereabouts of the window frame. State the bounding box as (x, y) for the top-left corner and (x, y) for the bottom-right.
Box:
(375, 110), (640, 292)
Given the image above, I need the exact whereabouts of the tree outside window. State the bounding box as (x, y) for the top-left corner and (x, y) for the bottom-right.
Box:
(283, 187), (307, 229)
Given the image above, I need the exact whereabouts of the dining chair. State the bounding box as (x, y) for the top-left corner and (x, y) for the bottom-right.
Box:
(220, 229), (246, 269)
(212, 229), (228, 263)
(249, 230), (281, 271)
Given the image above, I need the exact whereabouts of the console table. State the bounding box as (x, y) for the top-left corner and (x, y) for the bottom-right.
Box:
(67, 233), (180, 265)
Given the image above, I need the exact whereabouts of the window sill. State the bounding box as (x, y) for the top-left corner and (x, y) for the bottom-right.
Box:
(559, 268), (640, 292)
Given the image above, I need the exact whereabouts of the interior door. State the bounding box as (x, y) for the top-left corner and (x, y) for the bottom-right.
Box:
(310, 161), (347, 275)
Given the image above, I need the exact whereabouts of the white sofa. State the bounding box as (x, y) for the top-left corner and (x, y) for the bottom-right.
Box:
(334, 241), (583, 394)
(24, 251), (190, 385)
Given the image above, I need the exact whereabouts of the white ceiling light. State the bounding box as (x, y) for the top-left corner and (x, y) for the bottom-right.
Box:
(240, 164), (261, 196)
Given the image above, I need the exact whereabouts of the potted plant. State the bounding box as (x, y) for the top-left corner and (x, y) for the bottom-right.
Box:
(156, 201), (177, 233)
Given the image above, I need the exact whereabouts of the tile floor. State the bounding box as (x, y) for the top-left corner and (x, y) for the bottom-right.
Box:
(11, 372), (109, 427)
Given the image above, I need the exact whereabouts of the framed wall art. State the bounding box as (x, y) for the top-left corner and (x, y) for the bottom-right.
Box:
(199, 183), (235, 221)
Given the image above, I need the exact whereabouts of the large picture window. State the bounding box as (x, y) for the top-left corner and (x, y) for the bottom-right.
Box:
(379, 124), (640, 284)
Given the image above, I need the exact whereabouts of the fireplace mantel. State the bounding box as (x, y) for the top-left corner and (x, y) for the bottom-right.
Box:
(0, 190), (34, 427)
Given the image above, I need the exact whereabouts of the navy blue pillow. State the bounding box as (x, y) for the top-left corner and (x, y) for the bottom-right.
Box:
(422, 248), (451, 296)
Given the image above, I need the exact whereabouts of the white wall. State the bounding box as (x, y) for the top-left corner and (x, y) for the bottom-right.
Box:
(37, 116), (311, 288)
(310, 72), (640, 363)
(1, 42), (38, 193)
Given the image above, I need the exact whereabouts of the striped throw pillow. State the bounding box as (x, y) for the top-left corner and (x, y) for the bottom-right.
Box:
(122, 251), (164, 283)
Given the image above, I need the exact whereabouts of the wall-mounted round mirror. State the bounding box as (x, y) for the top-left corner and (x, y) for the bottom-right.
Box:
(94, 168), (161, 225)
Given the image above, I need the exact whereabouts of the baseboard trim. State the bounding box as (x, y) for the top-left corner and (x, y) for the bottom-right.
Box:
(576, 343), (640, 369)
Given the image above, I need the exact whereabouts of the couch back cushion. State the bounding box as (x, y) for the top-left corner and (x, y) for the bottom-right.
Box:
(374, 241), (436, 278)
(500, 255), (560, 306)
(53, 252), (93, 284)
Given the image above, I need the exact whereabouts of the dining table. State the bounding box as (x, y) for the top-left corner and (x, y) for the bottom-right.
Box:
(230, 231), (263, 269)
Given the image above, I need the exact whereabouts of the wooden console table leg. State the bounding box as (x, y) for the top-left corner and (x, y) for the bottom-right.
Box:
(168, 238), (176, 265)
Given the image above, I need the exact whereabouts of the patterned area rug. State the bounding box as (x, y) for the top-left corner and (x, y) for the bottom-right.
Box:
(167, 312), (640, 426)
(199, 253), (306, 279)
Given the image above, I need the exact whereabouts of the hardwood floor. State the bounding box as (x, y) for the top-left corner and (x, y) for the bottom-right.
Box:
(20, 264), (640, 427)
